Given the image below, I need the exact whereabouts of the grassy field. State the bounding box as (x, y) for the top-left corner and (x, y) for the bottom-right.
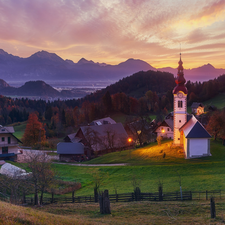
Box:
(1, 199), (225, 224)
(12, 121), (27, 140)
(203, 93), (225, 109)
(48, 140), (225, 196)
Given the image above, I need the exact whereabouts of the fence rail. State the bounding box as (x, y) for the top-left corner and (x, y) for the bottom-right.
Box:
(21, 190), (222, 205)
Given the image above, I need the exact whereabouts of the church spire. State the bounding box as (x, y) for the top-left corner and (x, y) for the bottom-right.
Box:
(173, 53), (188, 94)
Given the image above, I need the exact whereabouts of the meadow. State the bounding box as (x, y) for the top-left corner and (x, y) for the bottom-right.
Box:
(51, 140), (225, 196)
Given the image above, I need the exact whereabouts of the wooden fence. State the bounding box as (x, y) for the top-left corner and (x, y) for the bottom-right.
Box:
(23, 190), (223, 205)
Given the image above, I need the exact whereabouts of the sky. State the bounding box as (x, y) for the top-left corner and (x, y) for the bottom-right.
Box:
(1, 0), (225, 69)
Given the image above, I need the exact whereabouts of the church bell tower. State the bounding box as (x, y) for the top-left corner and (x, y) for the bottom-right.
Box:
(173, 54), (188, 145)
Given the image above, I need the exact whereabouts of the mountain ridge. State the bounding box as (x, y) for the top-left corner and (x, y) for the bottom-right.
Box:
(0, 49), (224, 83)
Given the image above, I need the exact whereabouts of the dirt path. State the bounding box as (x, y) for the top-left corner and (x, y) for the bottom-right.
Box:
(53, 162), (128, 166)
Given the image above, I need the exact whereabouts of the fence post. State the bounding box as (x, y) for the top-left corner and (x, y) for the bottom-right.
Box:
(72, 191), (75, 203)
(159, 186), (163, 201)
(116, 193), (118, 202)
(99, 190), (111, 214)
(206, 190), (208, 200)
(210, 197), (216, 218)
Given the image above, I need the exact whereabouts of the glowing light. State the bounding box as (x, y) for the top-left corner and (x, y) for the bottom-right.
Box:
(162, 129), (165, 133)
(128, 138), (132, 143)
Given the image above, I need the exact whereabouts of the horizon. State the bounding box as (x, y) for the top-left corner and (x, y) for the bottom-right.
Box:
(1, 0), (225, 70)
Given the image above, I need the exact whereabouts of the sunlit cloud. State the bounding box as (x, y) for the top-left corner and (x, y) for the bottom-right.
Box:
(0, 0), (225, 68)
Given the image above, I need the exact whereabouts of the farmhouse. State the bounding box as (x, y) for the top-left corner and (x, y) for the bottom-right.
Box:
(57, 142), (87, 162)
(0, 125), (22, 161)
(173, 54), (211, 158)
(63, 117), (131, 156)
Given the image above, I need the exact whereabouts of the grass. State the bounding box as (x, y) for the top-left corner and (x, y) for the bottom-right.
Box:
(1, 199), (225, 224)
(45, 140), (225, 196)
(11, 121), (27, 140)
(203, 93), (225, 109)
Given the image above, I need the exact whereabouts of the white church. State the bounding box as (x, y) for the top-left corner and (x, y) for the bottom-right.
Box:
(155, 54), (211, 159)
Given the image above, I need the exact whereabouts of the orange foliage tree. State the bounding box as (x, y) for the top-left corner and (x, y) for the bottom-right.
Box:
(22, 113), (46, 147)
(206, 110), (225, 141)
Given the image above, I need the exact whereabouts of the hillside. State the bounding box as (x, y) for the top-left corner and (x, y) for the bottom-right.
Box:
(82, 70), (175, 102)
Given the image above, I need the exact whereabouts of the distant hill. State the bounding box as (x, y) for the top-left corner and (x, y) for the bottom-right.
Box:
(0, 49), (224, 83)
(0, 80), (62, 97)
(82, 70), (175, 102)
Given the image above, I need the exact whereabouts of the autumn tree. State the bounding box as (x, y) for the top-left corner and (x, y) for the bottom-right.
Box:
(22, 113), (46, 147)
(24, 152), (56, 205)
(206, 110), (225, 141)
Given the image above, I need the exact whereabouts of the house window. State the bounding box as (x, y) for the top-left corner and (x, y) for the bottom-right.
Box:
(178, 138), (180, 140)
(8, 137), (11, 144)
(167, 128), (169, 131)
(2, 147), (8, 154)
(2, 137), (4, 142)
(178, 101), (183, 108)
(179, 120), (181, 123)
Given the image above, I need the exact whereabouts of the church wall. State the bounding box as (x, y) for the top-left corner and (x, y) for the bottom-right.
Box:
(188, 138), (209, 157)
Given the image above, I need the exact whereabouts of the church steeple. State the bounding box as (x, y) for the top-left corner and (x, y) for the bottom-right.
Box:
(173, 53), (187, 94)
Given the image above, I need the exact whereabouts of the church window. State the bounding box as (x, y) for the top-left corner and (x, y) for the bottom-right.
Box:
(178, 101), (183, 108)
(178, 138), (180, 140)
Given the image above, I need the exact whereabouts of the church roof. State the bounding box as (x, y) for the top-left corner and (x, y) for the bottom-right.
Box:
(180, 115), (211, 138)
(191, 102), (204, 108)
(173, 53), (188, 95)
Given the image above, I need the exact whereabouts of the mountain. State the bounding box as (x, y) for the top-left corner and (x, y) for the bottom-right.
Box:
(0, 80), (66, 97)
(0, 49), (224, 83)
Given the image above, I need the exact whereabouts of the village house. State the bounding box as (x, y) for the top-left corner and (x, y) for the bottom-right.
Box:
(0, 125), (22, 161)
(191, 102), (204, 115)
(57, 142), (86, 162)
(59, 117), (131, 159)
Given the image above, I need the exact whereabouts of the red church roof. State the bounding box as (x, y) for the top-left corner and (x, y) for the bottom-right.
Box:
(173, 54), (188, 94)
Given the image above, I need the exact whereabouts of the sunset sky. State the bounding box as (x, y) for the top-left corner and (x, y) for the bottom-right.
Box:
(1, 0), (225, 69)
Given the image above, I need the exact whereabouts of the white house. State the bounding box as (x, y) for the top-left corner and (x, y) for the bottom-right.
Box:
(0, 125), (22, 161)
(154, 119), (174, 139)
(179, 116), (211, 158)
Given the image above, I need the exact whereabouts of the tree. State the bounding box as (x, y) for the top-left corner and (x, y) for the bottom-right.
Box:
(206, 110), (225, 141)
(24, 152), (56, 205)
(22, 113), (46, 147)
(102, 91), (113, 114)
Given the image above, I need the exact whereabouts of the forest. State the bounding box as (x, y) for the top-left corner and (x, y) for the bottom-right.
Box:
(0, 70), (225, 143)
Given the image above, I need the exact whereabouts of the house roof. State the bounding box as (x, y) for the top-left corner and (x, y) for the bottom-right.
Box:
(90, 117), (116, 126)
(57, 142), (84, 154)
(0, 126), (15, 134)
(180, 115), (211, 138)
(78, 123), (129, 151)
(191, 102), (204, 108)
(64, 133), (82, 143)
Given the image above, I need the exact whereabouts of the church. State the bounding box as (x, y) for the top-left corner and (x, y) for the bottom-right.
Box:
(155, 54), (211, 159)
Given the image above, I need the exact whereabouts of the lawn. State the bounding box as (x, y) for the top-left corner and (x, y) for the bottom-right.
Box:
(203, 93), (225, 109)
(50, 140), (225, 196)
(12, 121), (27, 140)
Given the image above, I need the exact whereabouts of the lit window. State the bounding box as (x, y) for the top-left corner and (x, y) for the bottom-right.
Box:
(178, 101), (183, 108)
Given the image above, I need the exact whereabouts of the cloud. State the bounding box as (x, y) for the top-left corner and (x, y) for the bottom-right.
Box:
(0, 0), (225, 68)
